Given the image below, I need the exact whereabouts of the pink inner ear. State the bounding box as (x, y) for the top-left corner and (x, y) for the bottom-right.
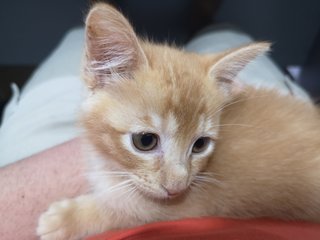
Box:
(84, 4), (148, 88)
(217, 77), (244, 97)
(87, 35), (138, 78)
(86, 23), (139, 78)
(209, 42), (270, 97)
(230, 77), (245, 95)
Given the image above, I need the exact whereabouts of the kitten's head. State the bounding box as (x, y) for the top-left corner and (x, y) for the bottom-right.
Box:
(82, 3), (269, 200)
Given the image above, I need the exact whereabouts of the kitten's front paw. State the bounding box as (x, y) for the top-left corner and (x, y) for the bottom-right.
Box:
(37, 199), (78, 240)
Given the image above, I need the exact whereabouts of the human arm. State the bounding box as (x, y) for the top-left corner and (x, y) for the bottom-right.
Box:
(0, 138), (87, 240)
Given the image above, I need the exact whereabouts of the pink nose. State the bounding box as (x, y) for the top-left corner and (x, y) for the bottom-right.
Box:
(163, 186), (184, 198)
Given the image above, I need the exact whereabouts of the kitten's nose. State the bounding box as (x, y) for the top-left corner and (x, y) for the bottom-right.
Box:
(161, 164), (189, 198)
(162, 186), (184, 198)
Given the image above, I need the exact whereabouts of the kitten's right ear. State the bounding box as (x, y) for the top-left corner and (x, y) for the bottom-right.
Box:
(208, 42), (271, 98)
(84, 3), (148, 89)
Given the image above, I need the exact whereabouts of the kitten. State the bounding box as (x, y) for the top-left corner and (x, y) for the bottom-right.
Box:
(37, 3), (320, 240)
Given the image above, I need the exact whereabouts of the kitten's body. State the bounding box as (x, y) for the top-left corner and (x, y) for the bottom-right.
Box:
(208, 88), (320, 221)
(37, 3), (320, 240)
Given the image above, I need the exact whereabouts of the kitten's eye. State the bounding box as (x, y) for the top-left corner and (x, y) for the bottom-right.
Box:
(192, 137), (210, 153)
(132, 132), (158, 151)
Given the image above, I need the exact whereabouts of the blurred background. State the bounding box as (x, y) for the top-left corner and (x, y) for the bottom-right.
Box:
(1, 0), (320, 116)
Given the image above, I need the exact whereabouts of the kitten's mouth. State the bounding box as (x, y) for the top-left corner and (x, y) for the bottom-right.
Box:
(167, 192), (181, 199)
(161, 185), (188, 199)
(134, 182), (188, 200)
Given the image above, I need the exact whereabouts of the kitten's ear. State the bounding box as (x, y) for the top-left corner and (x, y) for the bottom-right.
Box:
(209, 42), (271, 97)
(84, 3), (148, 89)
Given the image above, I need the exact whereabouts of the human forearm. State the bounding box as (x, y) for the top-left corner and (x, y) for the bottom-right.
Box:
(0, 138), (87, 240)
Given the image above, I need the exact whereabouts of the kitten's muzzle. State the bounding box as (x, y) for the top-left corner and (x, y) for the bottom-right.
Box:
(160, 164), (190, 198)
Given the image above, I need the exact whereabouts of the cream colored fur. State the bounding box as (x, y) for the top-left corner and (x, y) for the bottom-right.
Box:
(37, 3), (320, 240)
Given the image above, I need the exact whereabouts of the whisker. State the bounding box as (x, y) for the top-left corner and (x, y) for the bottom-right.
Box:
(189, 170), (225, 195)
(84, 171), (132, 179)
(211, 123), (253, 128)
(197, 171), (223, 178)
(96, 179), (134, 199)
(211, 94), (270, 117)
(190, 181), (208, 194)
(195, 176), (222, 186)
(191, 171), (225, 192)
(124, 183), (139, 202)
(107, 179), (133, 192)
(86, 170), (132, 176)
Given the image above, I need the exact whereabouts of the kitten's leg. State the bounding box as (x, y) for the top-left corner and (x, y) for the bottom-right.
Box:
(37, 194), (111, 240)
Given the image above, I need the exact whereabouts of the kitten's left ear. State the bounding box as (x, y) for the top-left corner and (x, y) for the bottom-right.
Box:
(84, 3), (148, 89)
(209, 42), (271, 97)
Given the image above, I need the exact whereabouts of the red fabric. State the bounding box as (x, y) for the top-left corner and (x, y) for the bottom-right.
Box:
(86, 218), (320, 240)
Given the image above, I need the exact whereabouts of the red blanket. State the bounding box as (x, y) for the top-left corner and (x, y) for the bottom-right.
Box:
(87, 218), (320, 240)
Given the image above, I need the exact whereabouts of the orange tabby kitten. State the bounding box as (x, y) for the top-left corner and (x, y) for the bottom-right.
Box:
(37, 3), (320, 240)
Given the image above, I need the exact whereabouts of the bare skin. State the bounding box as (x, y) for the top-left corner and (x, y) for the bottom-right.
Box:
(0, 138), (87, 240)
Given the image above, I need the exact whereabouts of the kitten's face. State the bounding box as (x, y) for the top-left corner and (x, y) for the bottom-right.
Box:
(82, 3), (269, 200)
(82, 49), (225, 199)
